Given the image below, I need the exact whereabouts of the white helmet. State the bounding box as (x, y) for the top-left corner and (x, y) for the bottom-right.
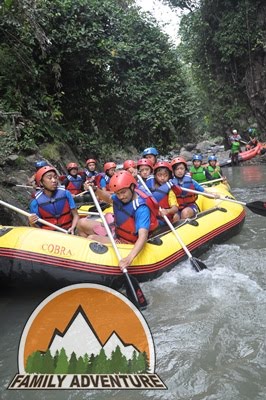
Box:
(232, 129), (237, 134)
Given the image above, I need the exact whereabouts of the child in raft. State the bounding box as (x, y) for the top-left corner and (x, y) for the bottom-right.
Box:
(171, 156), (220, 222)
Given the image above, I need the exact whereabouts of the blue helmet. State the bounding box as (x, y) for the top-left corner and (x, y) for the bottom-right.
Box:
(248, 127), (253, 134)
(35, 160), (48, 170)
(208, 155), (217, 162)
(142, 147), (159, 157)
(192, 154), (203, 161)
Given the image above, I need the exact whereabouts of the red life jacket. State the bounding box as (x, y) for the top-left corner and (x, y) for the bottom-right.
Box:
(171, 175), (198, 210)
(113, 188), (159, 243)
(84, 169), (98, 179)
(94, 173), (111, 190)
(65, 174), (83, 195)
(33, 188), (73, 230)
(151, 182), (175, 222)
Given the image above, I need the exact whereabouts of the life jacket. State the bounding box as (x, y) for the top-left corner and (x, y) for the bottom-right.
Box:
(206, 165), (221, 180)
(113, 188), (159, 243)
(94, 173), (111, 190)
(230, 134), (241, 143)
(145, 175), (155, 190)
(103, 174), (111, 190)
(84, 169), (98, 180)
(231, 141), (241, 154)
(171, 175), (198, 210)
(189, 166), (207, 183)
(33, 188), (73, 230)
(65, 174), (83, 195)
(149, 181), (175, 221)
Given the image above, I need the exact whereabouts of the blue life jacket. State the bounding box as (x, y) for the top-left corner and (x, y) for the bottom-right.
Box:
(113, 188), (159, 243)
(65, 174), (83, 195)
(171, 174), (197, 209)
(33, 188), (72, 230)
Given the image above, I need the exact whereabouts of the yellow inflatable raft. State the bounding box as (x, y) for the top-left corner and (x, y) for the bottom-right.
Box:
(0, 184), (245, 289)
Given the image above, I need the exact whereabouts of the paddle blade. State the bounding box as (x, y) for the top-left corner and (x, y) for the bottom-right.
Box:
(124, 274), (148, 310)
(246, 201), (266, 216)
(190, 257), (207, 272)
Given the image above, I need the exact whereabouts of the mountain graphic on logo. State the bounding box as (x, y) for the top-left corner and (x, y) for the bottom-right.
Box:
(103, 331), (139, 360)
(48, 305), (140, 359)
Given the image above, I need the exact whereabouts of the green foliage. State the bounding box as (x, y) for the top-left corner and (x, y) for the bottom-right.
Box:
(177, 0), (265, 135)
(165, 0), (198, 12)
(0, 0), (190, 155)
(41, 143), (61, 161)
(0, 130), (17, 160)
(14, 156), (27, 168)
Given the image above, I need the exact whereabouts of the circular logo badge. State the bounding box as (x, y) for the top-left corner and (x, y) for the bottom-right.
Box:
(9, 284), (166, 390)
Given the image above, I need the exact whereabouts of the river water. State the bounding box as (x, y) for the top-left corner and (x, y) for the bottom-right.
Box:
(0, 164), (265, 400)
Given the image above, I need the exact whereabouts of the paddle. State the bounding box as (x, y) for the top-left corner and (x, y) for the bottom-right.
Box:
(0, 199), (68, 233)
(3, 182), (40, 189)
(179, 187), (266, 217)
(74, 190), (89, 197)
(88, 186), (148, 310)
(78, 211), (100, 217)
(15, 184), (41, 189)
(162, 214), (207, 272)
(201, 178), (224, 186)
(137, 175), (207, 272)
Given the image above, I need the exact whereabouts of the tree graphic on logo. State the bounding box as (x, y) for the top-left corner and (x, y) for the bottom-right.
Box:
(25, 306), (150, 374)
(25, 347), (150, 374)
(54, 348), (68, 373)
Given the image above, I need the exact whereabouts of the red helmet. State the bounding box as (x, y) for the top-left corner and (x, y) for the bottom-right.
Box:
(67, 162), (78, 171)
(123, 159), (137, 170)
(137, 158), (153, 170)
(35, 166), (57, 186)
(154, 161), (172, 174)
(109, 170), (137, 192)
(86, 158), (96, 165)
(104, 162), (116, 172)
(171, 157), (187, 169)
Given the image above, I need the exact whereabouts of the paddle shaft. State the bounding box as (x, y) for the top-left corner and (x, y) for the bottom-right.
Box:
(201, 177), (224, 186)
(137, 175), (207, 271)
(138, 174), (194, 258)
(162, 214), (192, 258)
(0, 200), (68, 233)
(139, 175), (263, 215)
(78, 211), (100, 216)
(74, 190), (88, 197)
(179, 187), (247, 206)
(16, 184), (41, 189)
(88, 186), (140, 305)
